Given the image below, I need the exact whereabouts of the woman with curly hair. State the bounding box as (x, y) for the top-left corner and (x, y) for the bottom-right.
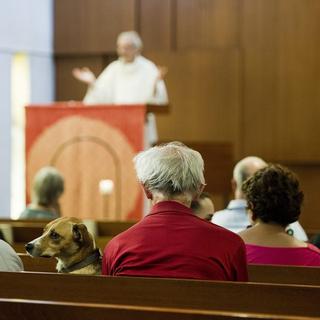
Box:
(239, 164), (320, 266)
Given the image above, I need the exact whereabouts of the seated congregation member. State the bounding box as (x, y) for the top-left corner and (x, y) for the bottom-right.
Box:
(191, 192), (215, 221)
(239, 164), (320, 266)
(102, 142), (248, 281)
(212, 156), (308, 241)
(0, 240), (24, 271)
(20, 166), (64, 220)
(312, 234), (320, 249)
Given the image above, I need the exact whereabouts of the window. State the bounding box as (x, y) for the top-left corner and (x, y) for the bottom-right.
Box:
(11, 53), (30, 218)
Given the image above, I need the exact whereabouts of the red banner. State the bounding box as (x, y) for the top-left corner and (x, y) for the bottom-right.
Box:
(26, 103), (145, 221)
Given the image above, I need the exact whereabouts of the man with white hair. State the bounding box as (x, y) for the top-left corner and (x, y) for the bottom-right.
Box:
(212, 156), (308, 241)
(102, 142), (248, 281)
(73, 31), (168, 145)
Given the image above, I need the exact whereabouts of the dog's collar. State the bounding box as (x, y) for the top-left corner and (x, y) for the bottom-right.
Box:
(60, 249), (101, 273)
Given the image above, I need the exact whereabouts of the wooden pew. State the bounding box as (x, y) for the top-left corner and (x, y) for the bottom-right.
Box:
(18, 254), (320, 287)
(1, 219), (136, 253)
(0, 298), (314, 320)
(0, 219), (135, 238)
(97, 220), (136, 236)
(248, 264), (320, 286)
(12, 242), (27, 253)
(0, 272), (319, 318)
(19, 254), (56, 272)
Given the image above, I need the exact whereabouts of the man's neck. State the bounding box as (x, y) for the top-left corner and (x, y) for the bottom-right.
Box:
(120, 55), (139, 64)
(151, 193), (192, 208)
(234, 189), (245, 200)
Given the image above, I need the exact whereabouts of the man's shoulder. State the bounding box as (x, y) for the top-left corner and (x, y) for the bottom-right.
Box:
(211, 208), (237, 223)
(212, 200), (247, 221)
(211, 201), (250, 233)
(204, 221), (246, 251)
(196, 218), (243, 240)
(104, 59), (121, 71)
(137, 56), (158, 69)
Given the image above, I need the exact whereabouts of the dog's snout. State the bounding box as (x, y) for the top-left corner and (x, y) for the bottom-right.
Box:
(25, 243), (34, 253)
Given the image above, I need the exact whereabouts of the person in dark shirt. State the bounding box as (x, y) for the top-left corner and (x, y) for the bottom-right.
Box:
(102, 142), (248, 281)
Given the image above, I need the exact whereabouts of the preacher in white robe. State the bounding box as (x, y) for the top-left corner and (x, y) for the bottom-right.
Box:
(83, 55), (168, 146)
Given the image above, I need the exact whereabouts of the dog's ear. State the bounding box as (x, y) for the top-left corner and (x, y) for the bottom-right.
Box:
(72, 224), (89, 244)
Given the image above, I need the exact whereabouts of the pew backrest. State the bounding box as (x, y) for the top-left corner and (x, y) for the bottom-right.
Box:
(18, 254), (320, 287)
(248, 264), (320, 286)
(19, 254), (56, 272)
(0, 298), (315, 320)
(0, 272), (319, 317)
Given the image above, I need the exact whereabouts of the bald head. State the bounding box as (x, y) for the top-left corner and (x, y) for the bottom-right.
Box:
(233, 156), (267, 199)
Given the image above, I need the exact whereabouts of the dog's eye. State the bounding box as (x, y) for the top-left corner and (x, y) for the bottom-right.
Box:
(50, 231), (60, 240)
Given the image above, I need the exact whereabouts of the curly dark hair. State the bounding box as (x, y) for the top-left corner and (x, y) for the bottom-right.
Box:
(242, 164), (304, 227)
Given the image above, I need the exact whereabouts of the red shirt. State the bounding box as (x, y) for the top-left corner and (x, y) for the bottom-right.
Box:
(102, 201), (248, 281)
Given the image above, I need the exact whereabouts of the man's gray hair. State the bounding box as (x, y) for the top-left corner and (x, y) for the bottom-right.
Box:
(233, 156), (267, 188)
(133, 142), (205, 197)
(117, 31), (143, 50)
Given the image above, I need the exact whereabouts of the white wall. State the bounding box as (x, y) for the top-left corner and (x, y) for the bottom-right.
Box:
(0, 53), (12, 216)
(0, 0), (54, 217)
(0, 0), (53, 53)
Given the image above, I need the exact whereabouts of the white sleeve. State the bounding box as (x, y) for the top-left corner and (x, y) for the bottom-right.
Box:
(0, 240), (24, 272)
(286, 221), (308, 241)
(83, 65), (114, 104)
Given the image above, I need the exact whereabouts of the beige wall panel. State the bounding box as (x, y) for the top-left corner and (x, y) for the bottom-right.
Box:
(242, 0), (320, 161)
(139, 0), (172, 51)
(276, 1), (320, 162)
(145, 50), (241, 154)
(287, 165), (320, 231)
(55, 0), (136, 54)
(55, 56), (106, 101)
(241, 0), (281, 160)
(176, 0), (240, 49)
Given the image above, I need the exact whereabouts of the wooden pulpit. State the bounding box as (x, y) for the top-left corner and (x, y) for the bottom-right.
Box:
(25, 103), (168, 221)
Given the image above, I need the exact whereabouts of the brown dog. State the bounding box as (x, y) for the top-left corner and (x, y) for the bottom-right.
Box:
(25, 217), (101, 275)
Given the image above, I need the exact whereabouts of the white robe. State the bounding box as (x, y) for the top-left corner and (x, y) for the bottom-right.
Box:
(83, 56), (168, 146)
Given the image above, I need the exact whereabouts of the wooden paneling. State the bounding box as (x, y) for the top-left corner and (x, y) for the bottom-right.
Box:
(54, 0), (136, 54)
(145, 50), (241, 155)
(241, 0), (279, 159)
(53, 1), (320, 226)
(55, 56), (107, 101)
(286, 164), (320, 230)
(139, 0), (173, 51)
(176, 0), (240, 49)
(242, 0), (320, 161)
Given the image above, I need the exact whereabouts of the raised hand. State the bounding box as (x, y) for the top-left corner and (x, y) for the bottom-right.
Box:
(157, 66), (168, 81)
(72, 67), (96, 85)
